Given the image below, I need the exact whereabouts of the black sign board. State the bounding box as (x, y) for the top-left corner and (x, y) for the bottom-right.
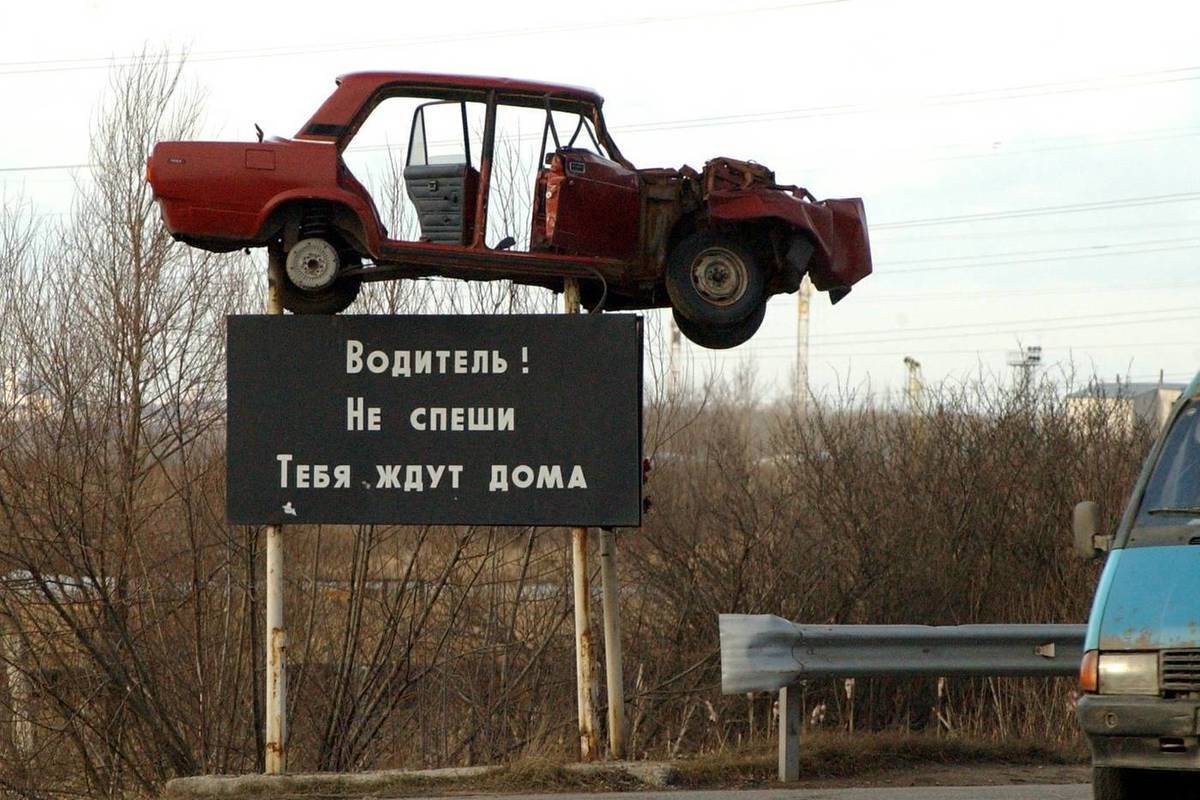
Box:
(226, 315), (642, 527)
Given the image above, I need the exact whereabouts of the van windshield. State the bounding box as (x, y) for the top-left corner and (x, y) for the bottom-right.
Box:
(1137, 400), (1200, 524)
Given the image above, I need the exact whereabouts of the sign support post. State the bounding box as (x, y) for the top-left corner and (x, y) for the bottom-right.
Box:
(563, 278), (627, 761)
(229, 280), (640, 772)
(598, 529), (626, 759)
(264, 259), (287, 775)
(563, 278), (600, 761)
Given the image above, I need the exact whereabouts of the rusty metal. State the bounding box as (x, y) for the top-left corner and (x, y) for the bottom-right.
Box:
(571, 526), (599, 761)
(265, 533), (286, 774)
(470, 91), (497, 249)
(264, 256), (286, 775)
(564, 278), (600, 761)
(147, 72), (873, 337)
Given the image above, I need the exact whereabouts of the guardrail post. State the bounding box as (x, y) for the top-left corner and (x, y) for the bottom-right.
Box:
(778, 685), (800, 782)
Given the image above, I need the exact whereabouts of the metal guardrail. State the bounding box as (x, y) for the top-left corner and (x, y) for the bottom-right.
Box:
(718, 614), (1086, 781)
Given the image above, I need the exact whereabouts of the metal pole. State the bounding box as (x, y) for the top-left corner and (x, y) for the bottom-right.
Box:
(778, 685), (800, 782)
(3, 632), (32, 756)
(564, 278), (600, 761)
(265, 257), (287, 774)
(598, 529), (626, 759)
(795, 275), (812, 414)
(667, 320), (681, 396)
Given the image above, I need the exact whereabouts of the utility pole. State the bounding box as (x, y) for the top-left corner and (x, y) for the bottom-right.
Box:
(903, 356), (923, 412)
(264, 258), (287, 775)
(1007, 345), (1042, 396)
(794, 275), (812, 413)
(667, 319), (682, 396)
(563, 278), (601, 761)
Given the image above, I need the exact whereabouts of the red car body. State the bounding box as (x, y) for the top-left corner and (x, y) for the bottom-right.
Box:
(148, 72), (871, 346)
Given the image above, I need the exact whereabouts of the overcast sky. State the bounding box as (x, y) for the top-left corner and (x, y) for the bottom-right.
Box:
(3, 0), (1199, 401)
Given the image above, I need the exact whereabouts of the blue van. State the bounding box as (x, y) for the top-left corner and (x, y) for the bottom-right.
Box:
(1076, 379), (1200, 798)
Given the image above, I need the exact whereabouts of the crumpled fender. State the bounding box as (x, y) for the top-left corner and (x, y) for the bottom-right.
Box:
(706, 189), (872, 292)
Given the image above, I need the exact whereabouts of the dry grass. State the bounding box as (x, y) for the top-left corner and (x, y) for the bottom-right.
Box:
(167, 732), (1088, 798)
(672, 731), (1088, 789)
(482, 758), (642, 793)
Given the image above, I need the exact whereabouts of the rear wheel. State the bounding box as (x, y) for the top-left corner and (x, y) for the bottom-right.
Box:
(671, 301), (766, 350)
(271, 238), (361, 314)
(665, 232), (765, 327)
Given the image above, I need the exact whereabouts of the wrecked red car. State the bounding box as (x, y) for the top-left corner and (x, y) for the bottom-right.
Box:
(147, 72), (871, 348)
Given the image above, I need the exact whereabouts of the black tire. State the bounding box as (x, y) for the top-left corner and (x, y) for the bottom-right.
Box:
(672, 301), (766, 350)
(1093, 766), (1188, 799)
(270, 246), (361, 315)
(665, 231), (766, 327)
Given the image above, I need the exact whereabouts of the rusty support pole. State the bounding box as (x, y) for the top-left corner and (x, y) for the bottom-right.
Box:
(564, 278), (600, 761)
(598, 529), (626, 759)
(264, 258), (287, 774)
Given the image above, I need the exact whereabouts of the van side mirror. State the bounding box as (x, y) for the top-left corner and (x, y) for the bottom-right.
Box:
(1073, 500), (1112, 559)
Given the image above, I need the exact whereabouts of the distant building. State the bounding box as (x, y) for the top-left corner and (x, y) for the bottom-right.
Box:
(1066, 380), (1185, 432)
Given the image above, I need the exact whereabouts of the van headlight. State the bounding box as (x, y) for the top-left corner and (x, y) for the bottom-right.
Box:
(1098, 652), (1160, 695)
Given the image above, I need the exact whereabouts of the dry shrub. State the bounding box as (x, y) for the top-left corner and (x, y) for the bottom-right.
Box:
(0, 53), (1155, 800)
(625, 370), (1149, 755)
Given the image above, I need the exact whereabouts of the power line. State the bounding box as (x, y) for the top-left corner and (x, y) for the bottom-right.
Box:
(612, 64), (1200, 136)
(0, 1), (847, 76)
(873, 192), (1200, 230)
(881, 236), (1200, 267)
(751, 305), (1200, 346)
(846, 279), (1200, 305)
(0, 163), (90, 174)
(874, 218), (1200, 242)
(853, 126), (1200, 168)
(346, 120), (1200, 171)
(711, 311), (1200, 356)
(8, 169), (1200, 252)
(797, 312), (1200, 351)
(878, 242), (1200, 275)
(705, 336), (1200, 362)
(6, 57), (1200, 173)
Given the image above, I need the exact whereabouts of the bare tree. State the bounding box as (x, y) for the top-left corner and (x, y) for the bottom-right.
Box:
(0, 50), (1149, 800)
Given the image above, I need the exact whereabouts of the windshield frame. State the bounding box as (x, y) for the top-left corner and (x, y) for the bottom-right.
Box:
(538, 105), (610, 163)
(1120, 396), (1200, 548)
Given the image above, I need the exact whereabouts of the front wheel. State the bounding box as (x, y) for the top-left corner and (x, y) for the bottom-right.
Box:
(665, 232), (766, 327)
(270, 240), (361, 314)
(672, 302), (765, 350)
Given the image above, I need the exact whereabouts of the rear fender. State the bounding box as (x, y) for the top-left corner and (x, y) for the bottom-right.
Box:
(255, 189), (382, 255)
(706, 190), (872, 292)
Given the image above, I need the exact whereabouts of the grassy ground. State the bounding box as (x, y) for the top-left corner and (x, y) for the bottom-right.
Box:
(671, 731), (1087, 789)
(165, 732), (1089, 798)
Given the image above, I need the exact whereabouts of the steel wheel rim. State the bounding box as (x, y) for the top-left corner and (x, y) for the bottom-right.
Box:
(690, 246), (748, 307)
(286, 239), (339, 291)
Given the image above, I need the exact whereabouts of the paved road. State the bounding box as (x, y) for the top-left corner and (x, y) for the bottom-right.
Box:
(420, 788), (1089, 800)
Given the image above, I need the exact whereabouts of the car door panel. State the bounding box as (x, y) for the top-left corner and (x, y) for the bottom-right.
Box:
(403, 163), (479, 245)
(536, 149), (639, 260)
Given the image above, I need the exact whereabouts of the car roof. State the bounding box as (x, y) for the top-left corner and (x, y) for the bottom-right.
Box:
(336, 71), (604, 107)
